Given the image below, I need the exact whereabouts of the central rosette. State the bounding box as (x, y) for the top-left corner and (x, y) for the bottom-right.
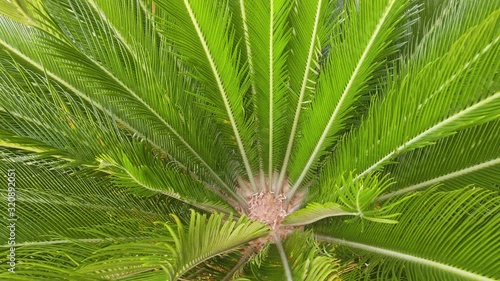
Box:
(247, 191), (287, 229)
(235, 174), (305, 232)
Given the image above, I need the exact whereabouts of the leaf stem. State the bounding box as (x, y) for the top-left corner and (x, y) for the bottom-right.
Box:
(287, 0), (397, 202)
(221, 247), (255, 281)
(316, 234), (496, 281)
(274, 235), (293, 281)
(277, 0), (324, 193)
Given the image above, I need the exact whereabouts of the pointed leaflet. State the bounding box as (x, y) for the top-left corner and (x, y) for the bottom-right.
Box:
(287, 0), (409, 197)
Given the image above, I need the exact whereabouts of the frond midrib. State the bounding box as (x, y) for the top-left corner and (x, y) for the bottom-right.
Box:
(353, 91), (500, 182)
(238, 0), (265, 187)
(0, 236), (152, 248)
(277, 0), (324, 190)
(379, 157), (500, 200)
(268, 0), (275, 186)
(274, 235), (293, 281)
(0, 106), (69, 138)
(0, 36), (234, 198)
(86, 0), (147, 74)
(418, 35), (500, 110)
(289, 0), (397, 198)
(112, 162), (236, 213)
(182, 0), (257, 191)
(10, 191), (164, 218)
(0, 139), (79, 164)
(316, 235), (496, 281)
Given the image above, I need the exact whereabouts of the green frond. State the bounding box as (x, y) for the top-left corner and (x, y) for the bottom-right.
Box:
(238, 0), (293, 185)
(316, 188), (500, 280)
(161, 211), (268, 280)
(325, 7), (500, 186)
(0, 4), (236, 194)
(246, 0), (293, 186)
(283, 202), (356, 227)
(277, 0), (335, 189)
(304, 172), (407, 226)
(0, 62), (124, 168)
(229, 0), (265, 187)
(0, 62), (237, 209)
(0, 0), (43, 27)
(0, 162), (178, 249)
(1, 210), (268, 280)
(98, 149), (236, 213)
(242, 232), (339, 280)
(287, 0), (410, 196)
(154, 0), (258, 189)
(0, 0), (498, 280)
(381, 120), (500, 200)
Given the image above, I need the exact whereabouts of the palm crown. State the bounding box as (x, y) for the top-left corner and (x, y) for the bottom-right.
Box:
(0, 0), (499, 280)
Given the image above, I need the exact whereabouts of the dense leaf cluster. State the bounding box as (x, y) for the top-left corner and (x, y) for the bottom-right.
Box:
(0, 0), (498, 280)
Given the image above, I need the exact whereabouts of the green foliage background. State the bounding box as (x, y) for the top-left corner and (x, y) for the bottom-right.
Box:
(0, 0), (498, 280)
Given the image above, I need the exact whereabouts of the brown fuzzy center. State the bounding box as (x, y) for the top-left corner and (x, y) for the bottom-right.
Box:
(247, 191), (287, 230)
(234, 174), (306, 247)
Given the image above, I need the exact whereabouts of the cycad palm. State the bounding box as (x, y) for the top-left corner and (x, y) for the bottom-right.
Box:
(0, 0), (499, 280)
